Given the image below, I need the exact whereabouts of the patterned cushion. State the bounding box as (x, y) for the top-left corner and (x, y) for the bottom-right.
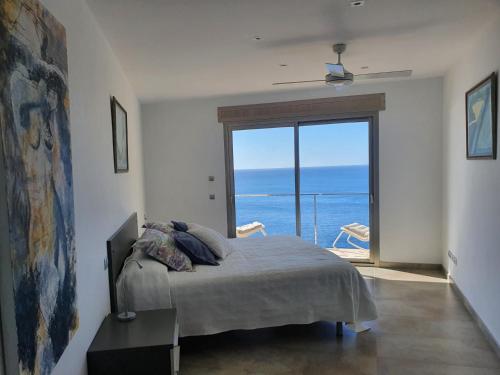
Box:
(135, 229), (193, 271)
(143, 221), (175, 234)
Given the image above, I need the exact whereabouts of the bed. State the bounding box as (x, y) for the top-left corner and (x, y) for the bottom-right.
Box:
(107, 213), (377, 338)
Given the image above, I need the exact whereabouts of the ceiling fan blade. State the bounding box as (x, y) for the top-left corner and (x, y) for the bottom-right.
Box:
(272, 79), (325, 86)
(325, 63), (344, 77)
(355, 70), (412, 80)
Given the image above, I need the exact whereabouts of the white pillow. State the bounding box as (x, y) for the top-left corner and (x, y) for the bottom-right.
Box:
(187, 223), (234, 259)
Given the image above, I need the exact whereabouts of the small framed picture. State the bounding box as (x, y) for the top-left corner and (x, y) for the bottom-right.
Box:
(466, 72), (497, 159)
(111, 96), (129, 172)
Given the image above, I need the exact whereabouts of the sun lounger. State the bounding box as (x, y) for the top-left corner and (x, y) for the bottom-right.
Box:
(332, 223), (369, 249)
(236, 222), (267, 238)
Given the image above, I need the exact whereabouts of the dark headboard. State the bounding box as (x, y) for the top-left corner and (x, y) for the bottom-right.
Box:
(106, 212), (138, 313)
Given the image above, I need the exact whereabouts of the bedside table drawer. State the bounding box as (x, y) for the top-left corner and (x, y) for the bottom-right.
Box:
(88, 345), (173, 375)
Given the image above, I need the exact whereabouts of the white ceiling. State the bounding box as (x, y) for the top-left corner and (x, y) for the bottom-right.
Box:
(87, 0), (500, 101)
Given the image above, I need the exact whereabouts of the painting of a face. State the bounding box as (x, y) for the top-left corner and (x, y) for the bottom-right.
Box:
(466, 74), (497, 159)
(111, 97), (129, 172)
(0, 1), (78, 374)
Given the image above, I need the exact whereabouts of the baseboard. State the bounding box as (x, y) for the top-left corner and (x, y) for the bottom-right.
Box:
(449, 276), (500, 358)
(378, 261), (444, 271)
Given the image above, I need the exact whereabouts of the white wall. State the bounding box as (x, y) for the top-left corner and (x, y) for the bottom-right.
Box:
(142, 78), (443, 264)
(16, 1), (145, 374)
(442, 17), (500, 345)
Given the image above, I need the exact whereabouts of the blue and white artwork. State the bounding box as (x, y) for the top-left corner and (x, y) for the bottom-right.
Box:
(0, 1), (78, 374)
(466, 74), (497, 159)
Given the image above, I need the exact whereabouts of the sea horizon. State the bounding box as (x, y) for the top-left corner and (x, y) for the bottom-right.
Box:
(235, 164), (369, 172)
(235, 165), (370, 249)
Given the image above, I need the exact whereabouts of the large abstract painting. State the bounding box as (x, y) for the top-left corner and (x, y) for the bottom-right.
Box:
(0, 1), (78, 374)
(466, 73), (497, 159)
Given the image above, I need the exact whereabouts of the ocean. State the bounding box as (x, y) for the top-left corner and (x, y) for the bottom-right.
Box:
(235, 165), (370, 249)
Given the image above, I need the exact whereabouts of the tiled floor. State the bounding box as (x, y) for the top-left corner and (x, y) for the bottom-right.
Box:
(179, 268), (500, 374)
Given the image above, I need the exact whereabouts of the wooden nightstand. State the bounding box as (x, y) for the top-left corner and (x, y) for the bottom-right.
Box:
(87, 309), (179, 375)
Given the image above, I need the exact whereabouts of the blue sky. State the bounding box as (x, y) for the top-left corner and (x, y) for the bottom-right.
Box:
(233, 122), (369, 170)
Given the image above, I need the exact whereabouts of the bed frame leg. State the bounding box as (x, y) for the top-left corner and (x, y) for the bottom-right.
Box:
(336, 321), (343, 337)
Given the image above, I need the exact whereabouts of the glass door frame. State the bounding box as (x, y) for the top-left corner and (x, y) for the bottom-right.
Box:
(224, 113), (379, 265)
(224, 121), (298, 237)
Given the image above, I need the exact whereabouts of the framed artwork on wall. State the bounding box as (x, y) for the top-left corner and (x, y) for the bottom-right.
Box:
(111, 96), (129, 172)
(466, 72), (497, 159)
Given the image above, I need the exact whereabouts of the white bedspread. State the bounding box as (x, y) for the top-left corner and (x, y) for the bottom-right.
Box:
(118, 236), (377, 337)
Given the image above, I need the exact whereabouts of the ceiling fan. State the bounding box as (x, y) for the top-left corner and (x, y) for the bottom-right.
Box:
(272, 43), (412, 87)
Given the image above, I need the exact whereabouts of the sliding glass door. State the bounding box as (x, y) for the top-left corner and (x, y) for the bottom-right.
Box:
(225, 118), (377, 263)
(299, 121), (371, 260)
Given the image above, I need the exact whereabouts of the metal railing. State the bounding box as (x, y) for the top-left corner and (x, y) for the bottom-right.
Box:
(235, 192), (369, 244)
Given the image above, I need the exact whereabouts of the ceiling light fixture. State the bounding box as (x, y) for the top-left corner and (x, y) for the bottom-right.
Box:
(350, 0), (365, 7)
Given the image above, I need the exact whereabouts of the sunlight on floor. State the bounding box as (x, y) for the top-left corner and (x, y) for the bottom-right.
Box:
(357, 267), (449, 283)
(329, 247), (370, 259)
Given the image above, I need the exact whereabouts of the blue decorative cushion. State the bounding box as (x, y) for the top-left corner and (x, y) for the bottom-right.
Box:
(171, 220), (189, 232)
(172, 231), (219, 266)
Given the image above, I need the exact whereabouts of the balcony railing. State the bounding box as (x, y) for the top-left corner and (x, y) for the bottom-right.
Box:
(235, 192), (369, 246)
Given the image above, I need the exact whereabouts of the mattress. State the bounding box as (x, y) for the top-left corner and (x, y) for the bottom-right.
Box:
(118, 235), (377, 337)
